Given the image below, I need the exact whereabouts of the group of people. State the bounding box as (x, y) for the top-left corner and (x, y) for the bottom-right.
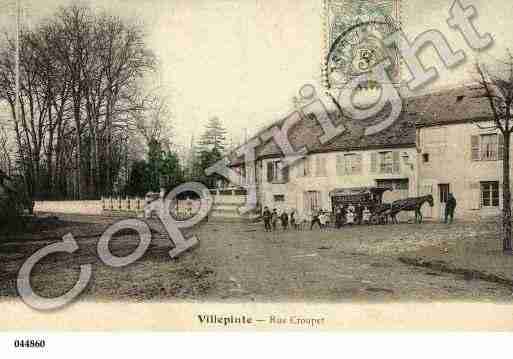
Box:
(261, 192), (458, 231)
(261, 202), (373, 232)
(333, 203), (372, 228)
(261, 207), (298, 232)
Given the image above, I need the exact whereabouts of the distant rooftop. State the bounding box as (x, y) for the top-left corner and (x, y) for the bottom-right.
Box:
(229, 85), (494, 166)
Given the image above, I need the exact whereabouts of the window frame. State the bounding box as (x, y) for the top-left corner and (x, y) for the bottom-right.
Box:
(480, 181), (499, 208)
(344, 153), (361, 175)
(480, 134), (498, 161)
(273, 194), (285, 202)
(379, 151), (394, 174)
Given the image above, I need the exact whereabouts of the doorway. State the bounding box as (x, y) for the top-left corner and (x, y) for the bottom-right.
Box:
(438, 183), (450, 220)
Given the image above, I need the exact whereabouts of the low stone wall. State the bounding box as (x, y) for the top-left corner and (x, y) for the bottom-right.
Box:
(34, 189), (257, 220)
(34, 200), (103, 215)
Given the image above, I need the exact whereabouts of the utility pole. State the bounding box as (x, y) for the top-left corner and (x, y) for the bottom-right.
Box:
(15, 0), (20, 132)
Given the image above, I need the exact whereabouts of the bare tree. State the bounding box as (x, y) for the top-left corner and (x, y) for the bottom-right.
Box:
(475, 53), (513, 253)
(0, 4), (158, 200)
(134, 92), (172, 149)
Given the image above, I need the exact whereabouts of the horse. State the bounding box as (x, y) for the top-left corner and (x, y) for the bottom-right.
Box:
(389, 194), (434, 224)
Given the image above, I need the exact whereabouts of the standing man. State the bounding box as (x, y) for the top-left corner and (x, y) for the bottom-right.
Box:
(281, 210), (289, 231)
(310, 208), (321, 230)
(445, 193), (457, 224)
(335, 206), (343, 229)
(356, 202), (363, 225)
(262, 206), (272, 232)
(290, 209), (297, 230)
(272, 209), (279, 231)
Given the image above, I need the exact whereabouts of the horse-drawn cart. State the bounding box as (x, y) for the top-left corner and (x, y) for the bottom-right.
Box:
(329, 186), (392, 224)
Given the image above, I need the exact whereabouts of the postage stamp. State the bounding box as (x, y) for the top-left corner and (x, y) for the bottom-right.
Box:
(323, 0), (402, 89)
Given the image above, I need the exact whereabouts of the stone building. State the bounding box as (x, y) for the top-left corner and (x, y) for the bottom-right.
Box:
(228, 85), (507, 221)
(227, 85), (511, 221)
(230, 90), (421, 217)
(416, 86), (503, 221)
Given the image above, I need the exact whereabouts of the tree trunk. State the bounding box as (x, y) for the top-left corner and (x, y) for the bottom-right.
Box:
(73, 92), (83, 200)
(503, 131), (512, 252)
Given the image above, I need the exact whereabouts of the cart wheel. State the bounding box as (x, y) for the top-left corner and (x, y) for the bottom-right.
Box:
(370, 216), (379, 225)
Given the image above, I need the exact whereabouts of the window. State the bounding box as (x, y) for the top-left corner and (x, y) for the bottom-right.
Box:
(337, 154), (362, 175)
(472, 134), (503, 161)
(267, 160), (289, 183)
(438, 183), (450, 203)
(379, 151), (394, 174)
(481, 181), (499, 207)
(304, 191), (321, 212)
(422, 153), (429, 163)
(273, 194), (285, 202)
(481, 134), (498, 161)
(376, 179), (409, 190)
(315, 157), (327, 177)
(297, 158), (311, 177)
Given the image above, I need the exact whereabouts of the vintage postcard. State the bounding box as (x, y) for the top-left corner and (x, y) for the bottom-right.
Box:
(2, 0), (513, 345)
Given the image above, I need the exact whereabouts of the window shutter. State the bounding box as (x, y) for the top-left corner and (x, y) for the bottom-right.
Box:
(267, 162), (273, 183)
(336, 155), (345, 176)
(321, 157), (327, 176)
(296, 161), (302, 178)
(370, 153), (377, 173)
(355, 154), (362, 174)
(315, 157), (326, 177)
(393, 151), (400, 173)
(282, 164), (289, 183)
(498, 133), (504, 161)
(471, 135), (480, 161)
(470, 181), (480, 209)
(255, 162), (260, 184)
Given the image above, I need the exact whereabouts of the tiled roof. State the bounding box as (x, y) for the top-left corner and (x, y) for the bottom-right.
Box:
(229, 86), (494, 166)
(413, 86), (493, 127)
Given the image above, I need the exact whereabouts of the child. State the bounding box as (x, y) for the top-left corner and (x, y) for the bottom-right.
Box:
(362, 206), (371, 225)
(346, 205), (355, 225)
(310, 209), (321, 230)
(319, 210), (328, 231)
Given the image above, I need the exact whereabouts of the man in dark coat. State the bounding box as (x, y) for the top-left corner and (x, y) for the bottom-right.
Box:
(445, 193), (457, 224)
(262, 206), (272, 232)
(310, 209), (321, 230)
(335, 206), (344, 229)
(280, 210), (289, 230)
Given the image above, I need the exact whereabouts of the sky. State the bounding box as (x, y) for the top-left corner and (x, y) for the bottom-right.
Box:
(1, 0), (513, 149)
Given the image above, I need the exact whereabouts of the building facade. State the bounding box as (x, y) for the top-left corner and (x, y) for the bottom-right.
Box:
(416, 87), (504, 221)
(229, 86), (507, 221)
(230, 89), (421, 218)
(258, 147), (417, 215)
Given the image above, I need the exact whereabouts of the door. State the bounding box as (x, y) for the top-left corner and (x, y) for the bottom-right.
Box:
(438, 183), (450, 220)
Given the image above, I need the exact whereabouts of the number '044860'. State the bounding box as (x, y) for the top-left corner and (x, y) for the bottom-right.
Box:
(14, 339), (46, 348)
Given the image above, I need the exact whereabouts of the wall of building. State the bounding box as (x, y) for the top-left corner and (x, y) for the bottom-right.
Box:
(257, 147), (418, 216)
(418, 121), (505, 220)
